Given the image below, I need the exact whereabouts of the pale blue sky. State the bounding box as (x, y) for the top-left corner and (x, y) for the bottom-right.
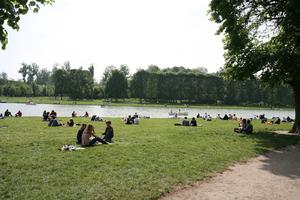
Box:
(0, 0), (224, 80)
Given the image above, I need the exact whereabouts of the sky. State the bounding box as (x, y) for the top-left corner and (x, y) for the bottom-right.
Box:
(0, 0), (225, 81)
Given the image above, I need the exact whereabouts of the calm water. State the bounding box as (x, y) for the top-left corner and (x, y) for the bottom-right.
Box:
(0, 103), (295, 119)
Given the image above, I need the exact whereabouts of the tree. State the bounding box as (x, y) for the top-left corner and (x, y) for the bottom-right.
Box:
(18, 62), (39, 84)
(105, 69), (128, 99)
(209, 0), (300, 132)
(0, 0), (54, 50)
(36, 68), (51, 85)
(147, 65), (160, 72)
(27, 63), (39, 84)
(67, 69), (93, 99)
(0, 72), (8, 84)
(52, 68), (68, 100)
(101, 65), (116, 85)
(120, 64), (130, 78)
(18, 63), (28, 82)
(88, 64), (94, 80)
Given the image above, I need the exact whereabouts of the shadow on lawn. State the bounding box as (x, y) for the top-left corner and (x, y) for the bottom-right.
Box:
(241, 132), (300, 179)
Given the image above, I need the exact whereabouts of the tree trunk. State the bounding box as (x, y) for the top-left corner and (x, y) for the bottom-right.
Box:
(290, 81), (300, 133)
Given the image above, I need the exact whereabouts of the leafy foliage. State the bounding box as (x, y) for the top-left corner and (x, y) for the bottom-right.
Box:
(0, 0), (54, 49)
(209, 0), (300, 131)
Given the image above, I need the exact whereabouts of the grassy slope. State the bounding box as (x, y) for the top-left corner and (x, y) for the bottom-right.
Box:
(0, 117), (299, 199)
(0, 96), (293, 110)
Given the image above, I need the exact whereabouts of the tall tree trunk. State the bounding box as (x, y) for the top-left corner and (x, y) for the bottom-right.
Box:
(290, 81), (300, 133)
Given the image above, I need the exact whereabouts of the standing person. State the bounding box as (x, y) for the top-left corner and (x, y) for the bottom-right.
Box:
(81, 124), (108, 146)
(103, 121), (114, 143)
(76, 124), (87, 144)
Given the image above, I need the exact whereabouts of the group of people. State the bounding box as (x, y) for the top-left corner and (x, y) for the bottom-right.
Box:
(0, 109), (22, 118)
(124, 113), (140, 125)
(71, 111), (89, 118)
(258, 114), (294, 125)
(217, 114), (238, 120)
(175, 117), (198, 126)
(43, 110), (57, 121)
(196, 113), (212, 121)
(234, 118), (253, 134)
(76, 121), (114, 146)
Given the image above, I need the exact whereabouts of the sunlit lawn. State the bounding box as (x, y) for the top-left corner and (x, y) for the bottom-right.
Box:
(0, 117), (299, 199)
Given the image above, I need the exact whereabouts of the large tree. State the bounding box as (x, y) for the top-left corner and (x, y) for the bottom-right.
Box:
(0, 0), (54, 49)
(105, 69), (128, 99)
(209, 0), (300, 132)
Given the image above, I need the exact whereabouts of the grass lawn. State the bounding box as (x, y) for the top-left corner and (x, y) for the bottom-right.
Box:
(0, 117), (299, 199)
(0, 96), (294, 110)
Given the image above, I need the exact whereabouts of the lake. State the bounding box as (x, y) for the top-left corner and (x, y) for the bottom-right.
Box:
(0, 103), (295, 119)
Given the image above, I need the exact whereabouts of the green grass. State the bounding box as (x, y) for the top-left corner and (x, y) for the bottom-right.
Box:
(0, 96), (294, 110)
(0, 117), (299, 199)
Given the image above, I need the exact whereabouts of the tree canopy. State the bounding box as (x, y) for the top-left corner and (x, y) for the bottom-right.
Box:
(209, 0), (300, 132)
(0, 0), (54, 49)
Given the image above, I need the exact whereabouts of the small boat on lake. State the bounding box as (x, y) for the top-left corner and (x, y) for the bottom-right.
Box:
(169, 109), (188, 117)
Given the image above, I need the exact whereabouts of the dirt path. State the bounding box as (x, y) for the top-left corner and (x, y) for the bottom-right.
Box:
(160, 142), (300, 200)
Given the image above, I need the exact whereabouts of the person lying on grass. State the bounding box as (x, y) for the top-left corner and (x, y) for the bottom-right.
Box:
(102, 121), (114, 143)
(81, 124), (108, 147)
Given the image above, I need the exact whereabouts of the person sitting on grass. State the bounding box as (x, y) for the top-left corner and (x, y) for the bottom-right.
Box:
(83, 112), (89, 117)
(81, 124), (108, 147)
(0, 113), (4, 119)
(4, 109), (12, 117)
(42, 110), (49, 121)
(243, 120), (253, 134)
(102, 121), (114, 143)
(15, 110), (22, 117)
(67, 119), (75, 127)
(76, 124), (87, 144)
(182, 117), (190, 126)
(222, 114), (229, 120)
(234, 119), (253, 134)
(72, 111), (77, 118)
(274, 117), (281, 124)
(50, 110), (57, 118)
(125, 115), (133, 125)
(133, 117), (140, 125)
(234, 119), (247, 133)
(48, 116), (62, 127)
(190, 117), (197, 126)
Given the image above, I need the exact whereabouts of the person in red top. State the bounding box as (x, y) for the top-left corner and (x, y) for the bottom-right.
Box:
(15, 110), (22, 117)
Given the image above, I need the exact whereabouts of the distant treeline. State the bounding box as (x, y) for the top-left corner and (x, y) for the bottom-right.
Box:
(0, 63), (294, 107)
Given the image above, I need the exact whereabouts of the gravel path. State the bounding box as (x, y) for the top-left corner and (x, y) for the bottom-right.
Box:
(160, 142), (300, 200)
